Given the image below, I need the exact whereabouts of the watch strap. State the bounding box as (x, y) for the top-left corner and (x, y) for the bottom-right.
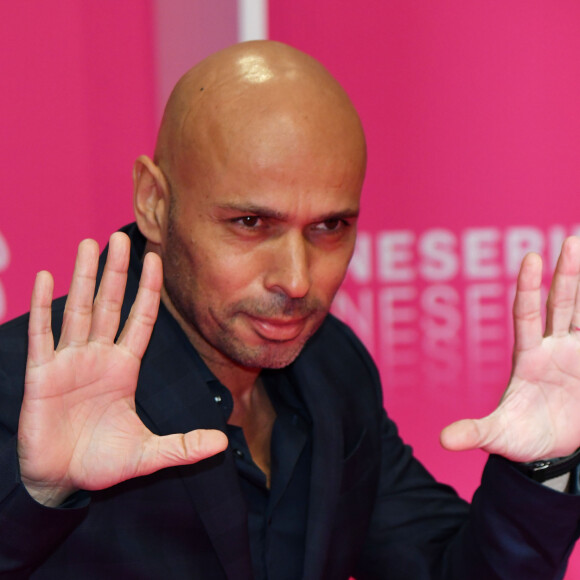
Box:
(514, 447), (580, 483)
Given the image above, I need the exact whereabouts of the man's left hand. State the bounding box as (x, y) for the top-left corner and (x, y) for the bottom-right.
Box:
(441, 236), (580, 463)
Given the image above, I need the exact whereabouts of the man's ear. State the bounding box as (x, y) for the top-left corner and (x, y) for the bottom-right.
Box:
(133, 155), (169, 246)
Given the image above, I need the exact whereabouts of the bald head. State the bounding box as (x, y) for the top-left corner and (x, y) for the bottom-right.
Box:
(133, 41), (367, 376)
(154, 40), (366, 192)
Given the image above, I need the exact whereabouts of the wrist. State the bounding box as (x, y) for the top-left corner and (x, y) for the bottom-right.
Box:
(513, 447), (580, 483)
(21, 477), (78, 508)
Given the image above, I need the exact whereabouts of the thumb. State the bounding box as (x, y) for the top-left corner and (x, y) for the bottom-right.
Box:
(140, 429), (229, 476)
(440, 418), (487, 452)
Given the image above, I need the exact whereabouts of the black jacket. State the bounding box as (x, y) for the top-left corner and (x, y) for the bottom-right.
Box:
(0, 224), (578, 579)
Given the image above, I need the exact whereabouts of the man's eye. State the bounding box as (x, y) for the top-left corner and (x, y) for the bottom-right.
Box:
(315, 218), (346, 232)
(323, 219), (341, 231)
(236, 216), (261, 228)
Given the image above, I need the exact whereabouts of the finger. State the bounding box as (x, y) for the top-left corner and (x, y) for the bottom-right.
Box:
(116, 251), (163, 359)
(88, 232), (131, 343)
(139, 429), (229, 476)
(27, 270), (56, 367)
(58, 239), (100, 349)
(440, 418), (483, 452)
(512, 252), (543, 353)
(441, 412), (554, 462)
(440, 415), (508, 456)
(545, 236), (580, 337)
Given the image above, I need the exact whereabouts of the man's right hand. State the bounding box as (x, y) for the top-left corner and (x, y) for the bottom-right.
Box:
(17, 232), (228, 507)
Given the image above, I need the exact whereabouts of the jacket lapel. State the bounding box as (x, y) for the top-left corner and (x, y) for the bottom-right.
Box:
(290, 359), (344, 580)
(135, 308), (254, 579)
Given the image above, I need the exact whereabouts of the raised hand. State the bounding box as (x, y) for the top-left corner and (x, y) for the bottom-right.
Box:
(441, 236), (580, 463)
(18, 233), (228, 507)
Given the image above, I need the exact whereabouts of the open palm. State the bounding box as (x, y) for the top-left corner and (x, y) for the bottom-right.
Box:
(18, 233), (227, 507)
(441, 236), (580, 462)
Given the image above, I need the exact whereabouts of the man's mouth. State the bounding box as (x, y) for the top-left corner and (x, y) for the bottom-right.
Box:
(245, 314), (309, 342)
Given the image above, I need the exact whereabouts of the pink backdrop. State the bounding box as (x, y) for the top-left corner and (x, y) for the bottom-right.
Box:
(0, 0), (237, 322)
(270, 1), (580, 574)
(1, 1), (579, 575)
(0, 1), (157, 319)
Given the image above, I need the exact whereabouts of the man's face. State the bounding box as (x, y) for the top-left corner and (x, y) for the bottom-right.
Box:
(159, 106), (365, 372)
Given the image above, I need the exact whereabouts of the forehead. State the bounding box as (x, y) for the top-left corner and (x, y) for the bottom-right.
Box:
(165, 60), (367, 218)
(178, 126), (364, 221)
(180, 103), (364, 195)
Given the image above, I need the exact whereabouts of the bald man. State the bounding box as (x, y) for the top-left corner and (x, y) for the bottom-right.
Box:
(1, 41), (580, 579)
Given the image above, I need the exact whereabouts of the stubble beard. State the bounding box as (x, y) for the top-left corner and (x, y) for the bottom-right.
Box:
(162, 214), (328, 371)
(209, 303), (328, 370)
(166, 282), (328, 371)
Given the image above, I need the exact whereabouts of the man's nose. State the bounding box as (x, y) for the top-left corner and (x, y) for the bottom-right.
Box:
(264, 232), (312, 298)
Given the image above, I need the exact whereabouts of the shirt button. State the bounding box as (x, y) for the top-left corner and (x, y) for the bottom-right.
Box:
(214, 395), (222, 404)
(234, 449), (244, 458)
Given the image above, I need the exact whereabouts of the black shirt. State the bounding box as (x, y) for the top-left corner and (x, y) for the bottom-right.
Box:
(190, 351), (312, 580)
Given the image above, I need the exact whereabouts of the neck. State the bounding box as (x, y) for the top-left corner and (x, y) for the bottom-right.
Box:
(228, 374), (276, 488)
(205, 356), (262, 401)
(158, 286), (262, 396)
(158, 288), (277, 485)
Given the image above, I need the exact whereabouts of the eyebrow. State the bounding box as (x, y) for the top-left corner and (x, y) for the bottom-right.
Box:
(217, 202), (360, 222)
